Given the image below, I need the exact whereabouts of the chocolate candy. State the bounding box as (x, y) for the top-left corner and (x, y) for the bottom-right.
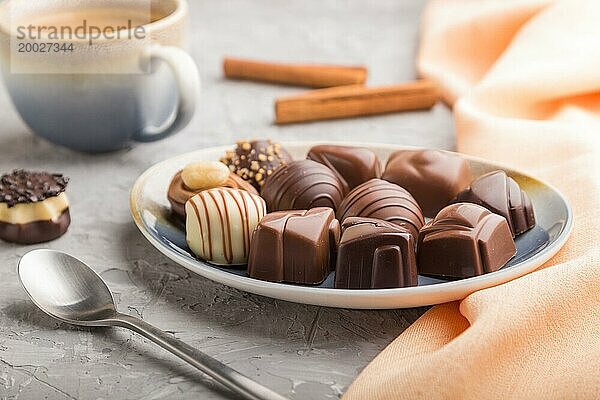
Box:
(337, 178), (424, 239)
(186, 188), (267, 265)
(454, 170), (535, 236)
(0, 169), (68, 206)
(335, 217), (417, 289)
(307, 145), (382, 192)
(381, 149), (472, 217)
(0, 170), (70, 244)
(418, 203), (516, 279)
(247, 207), (340, 284)
(0, 209), (71, 245)
(168, 170), (258, 221)
(220, 139), (293, 189)
(261, 160), (345, 213)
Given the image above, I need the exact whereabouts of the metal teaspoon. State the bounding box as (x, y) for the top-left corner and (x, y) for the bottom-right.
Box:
(18, 249), (288, 400)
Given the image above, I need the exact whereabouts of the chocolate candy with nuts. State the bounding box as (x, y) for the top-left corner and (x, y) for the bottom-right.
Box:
(220, 139), (293, 189)
(0, 169), (71, 244)
(167, 161), (258, 222)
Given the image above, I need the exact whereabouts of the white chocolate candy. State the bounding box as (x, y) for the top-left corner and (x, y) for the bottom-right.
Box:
(186, 188), (266, 265)
(181, 161), (230, 190)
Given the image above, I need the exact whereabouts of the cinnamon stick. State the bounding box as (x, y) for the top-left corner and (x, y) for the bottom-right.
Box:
(223, 57), (367, 88)
(274, 80), (438, 124)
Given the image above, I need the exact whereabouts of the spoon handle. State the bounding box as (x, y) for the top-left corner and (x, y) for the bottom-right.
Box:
(113, 313), (288, 400)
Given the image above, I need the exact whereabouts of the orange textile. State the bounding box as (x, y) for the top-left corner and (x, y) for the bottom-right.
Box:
(343, 1), (600, 398)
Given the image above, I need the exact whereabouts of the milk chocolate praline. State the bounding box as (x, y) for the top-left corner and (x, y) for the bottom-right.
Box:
(418, 203), (516, 279)
(307, 145), (382, 192)
(382, 149), (472, 217)
(0, 170), (70, 244)
(335, 217), (417, 289)
(454, 170), (535, 236)
(337, 178), (424, 240)
(220, 139), (293, 189)
(168, 170), (258, 221)
(261, 160), (345, 213)
(248, 207), (340, 284)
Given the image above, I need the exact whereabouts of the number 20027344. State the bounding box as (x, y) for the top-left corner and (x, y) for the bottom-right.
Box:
(17, 42), (74, 53)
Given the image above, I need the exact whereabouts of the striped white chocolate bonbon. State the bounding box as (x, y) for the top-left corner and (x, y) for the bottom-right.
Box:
(185, 187), (267, 265)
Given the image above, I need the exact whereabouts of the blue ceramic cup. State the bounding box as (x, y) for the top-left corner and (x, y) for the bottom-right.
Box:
(0, 0), (199, 153)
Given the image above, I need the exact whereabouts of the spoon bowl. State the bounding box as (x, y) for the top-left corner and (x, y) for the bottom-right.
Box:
(18, 249), (118, 325)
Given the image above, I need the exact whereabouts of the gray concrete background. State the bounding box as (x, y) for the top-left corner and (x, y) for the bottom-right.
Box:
(0, 1), (455, 399)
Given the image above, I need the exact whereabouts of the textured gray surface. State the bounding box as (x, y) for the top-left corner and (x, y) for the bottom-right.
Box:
(0, 1), (454, 399)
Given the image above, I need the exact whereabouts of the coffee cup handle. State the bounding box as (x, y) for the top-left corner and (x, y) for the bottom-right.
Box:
(133, 45), (200, 143)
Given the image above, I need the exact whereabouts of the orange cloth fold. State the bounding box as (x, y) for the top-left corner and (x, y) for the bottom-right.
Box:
(343, 1), (600, 398)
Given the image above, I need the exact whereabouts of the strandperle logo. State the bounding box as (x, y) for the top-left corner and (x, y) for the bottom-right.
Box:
(15, 19), (147, 46)
(5, 0), (154, 74)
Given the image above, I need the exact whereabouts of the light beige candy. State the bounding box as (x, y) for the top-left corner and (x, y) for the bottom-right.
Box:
(0, 193), (69, 224)
(181, 161), (230, 190)
(186, 188), (267, 265)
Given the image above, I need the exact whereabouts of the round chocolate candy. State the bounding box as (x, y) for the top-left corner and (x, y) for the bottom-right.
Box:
(186, 188), (267, 265)
(220, 139), (293, 189)
(168, 170), (258, 221)
(0, 170), (70, 244)
(260, 160), (345, 213)
(337, 178), (424, 239)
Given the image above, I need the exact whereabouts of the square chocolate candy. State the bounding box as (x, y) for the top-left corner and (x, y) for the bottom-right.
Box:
(418, 203), (517, 279)
(247, 207), (340, 284)
(335, 217), (417, 289)
(454, 170), (535, 237)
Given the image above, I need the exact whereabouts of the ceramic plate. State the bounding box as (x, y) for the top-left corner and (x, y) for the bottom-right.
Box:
(130, 142), (573, 309)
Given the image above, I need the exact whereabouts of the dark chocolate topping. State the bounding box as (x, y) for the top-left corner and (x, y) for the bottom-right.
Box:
(220, 139), (293, 189)
(335, 217), (417, 289)
(247, 207), (340, 284)
(417, 203), (516, 279)
(337, 178), (424, 240)
(261, 159), (345, 213)
(307, 145), (382, 192)
(454, 170), (535, 236)
(381, 149), (471, 217)
(0, 170), (69, 208)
